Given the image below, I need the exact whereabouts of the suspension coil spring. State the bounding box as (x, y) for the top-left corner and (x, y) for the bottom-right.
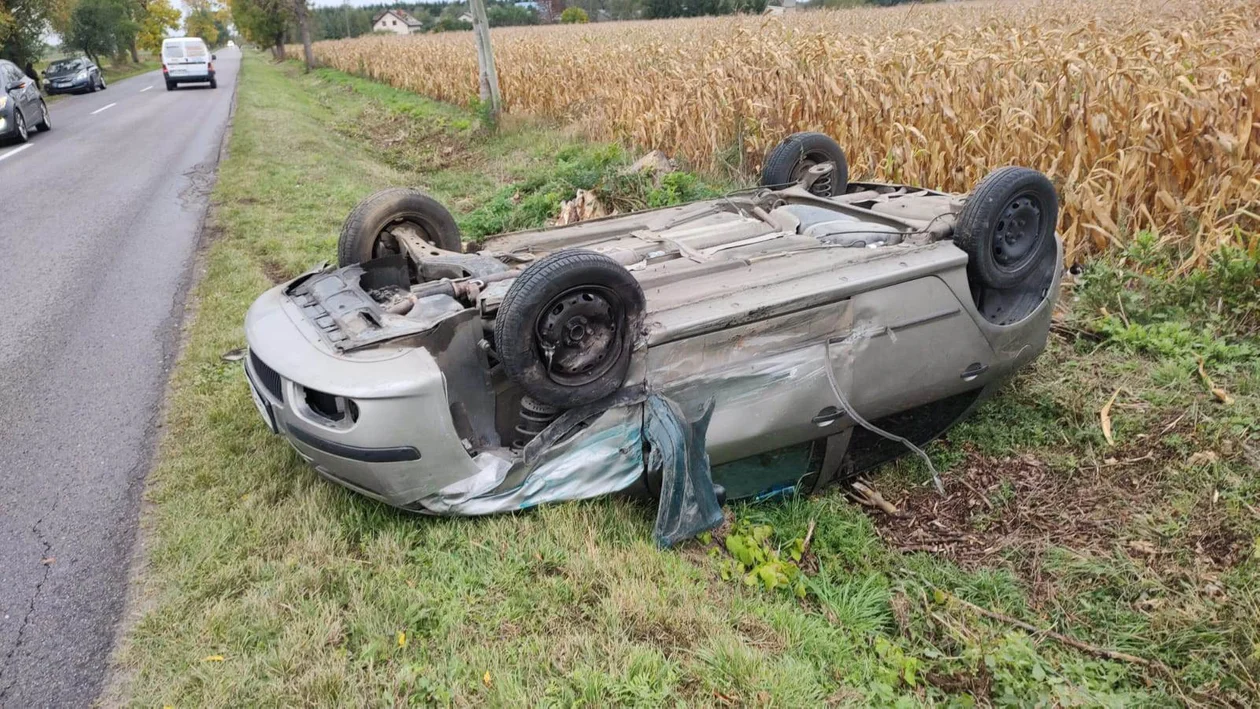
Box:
(511, 396), (561, 452)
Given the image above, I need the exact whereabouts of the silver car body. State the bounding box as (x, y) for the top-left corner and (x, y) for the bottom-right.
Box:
(244, 180), (1063, 515)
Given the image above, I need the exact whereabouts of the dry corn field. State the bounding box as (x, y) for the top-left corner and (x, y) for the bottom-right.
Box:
(305, 0), (1260, 263)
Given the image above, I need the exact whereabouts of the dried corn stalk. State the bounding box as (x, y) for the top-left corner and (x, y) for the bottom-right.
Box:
(299, 0), (1260, 264)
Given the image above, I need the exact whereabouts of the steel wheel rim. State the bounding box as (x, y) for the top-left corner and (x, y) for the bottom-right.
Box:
(992, 193), (1044, 271)
(16, 113), (26, 140)
(536, 286), (623, 386)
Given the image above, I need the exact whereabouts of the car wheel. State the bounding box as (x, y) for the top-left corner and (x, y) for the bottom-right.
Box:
(166, 81), (175, 91)
(11, 109), (29, 143)
(99, 75), (107, 90)
(494, 250), (645, 409)
(89, 75), (98, 92)
(35, 101), (51, 131)
(760, 132), (849, 197)
(954, 167), (1058, 290)
(337, 188), (462, 266)
(209, 77), (217, 89)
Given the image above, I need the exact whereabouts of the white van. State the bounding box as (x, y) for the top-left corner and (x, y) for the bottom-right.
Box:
(161, 37), (216, 91)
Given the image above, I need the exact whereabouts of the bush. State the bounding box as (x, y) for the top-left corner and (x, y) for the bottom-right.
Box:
(1074, 232), (1260, 366)
(559, 7), (589, 23)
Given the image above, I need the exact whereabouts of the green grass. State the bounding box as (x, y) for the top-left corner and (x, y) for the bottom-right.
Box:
(101, 58), (161, 83)
(110, 51), (1260, 706)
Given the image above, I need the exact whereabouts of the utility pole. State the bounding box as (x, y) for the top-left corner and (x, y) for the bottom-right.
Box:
(468, 0), (502, 126)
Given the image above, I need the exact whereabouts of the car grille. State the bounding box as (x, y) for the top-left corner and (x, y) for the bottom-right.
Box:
(250, 351), (283, 401)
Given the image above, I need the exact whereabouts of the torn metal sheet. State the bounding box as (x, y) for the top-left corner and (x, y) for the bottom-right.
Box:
(647, 396), (724, 547)
(415, 404), (645, 515)
(414, 393), (725, 549)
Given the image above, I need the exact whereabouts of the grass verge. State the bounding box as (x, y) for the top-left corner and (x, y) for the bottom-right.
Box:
(112, 51), (1260, 706)
(102, 59), (162, 84)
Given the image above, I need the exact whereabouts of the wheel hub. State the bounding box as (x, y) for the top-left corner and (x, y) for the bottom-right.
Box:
(992, 196), (1042, 268)
(537, 288), (620, 385)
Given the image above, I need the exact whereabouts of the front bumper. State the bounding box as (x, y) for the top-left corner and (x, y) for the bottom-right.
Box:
(243, 285), (483, 507)
(45, 79), (89, 94)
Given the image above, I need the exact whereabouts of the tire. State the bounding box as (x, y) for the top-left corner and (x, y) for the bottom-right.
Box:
(166, 81), (175, 91)
(209, 77), (217, 89)
(760, 132), (849, 197)
(34, 101), (51, 131)
(11, 109), (28, 144)
(99, 75), (107, 90)
(494, 250), (645, 409)
(337, 188), (462, 266)
(954, 167), (1058, 290)
(89, 74), (99, 92)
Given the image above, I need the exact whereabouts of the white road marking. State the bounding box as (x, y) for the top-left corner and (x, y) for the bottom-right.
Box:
(0, 144), (33, 163)
(140, 85), (153, 92)
(91, 102), (117, 115)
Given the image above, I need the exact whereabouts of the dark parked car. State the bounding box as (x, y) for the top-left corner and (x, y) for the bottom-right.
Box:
(43, 57), (106, 95)
(1, 60), (51, 144)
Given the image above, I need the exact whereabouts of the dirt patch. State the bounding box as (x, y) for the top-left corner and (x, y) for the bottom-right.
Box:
(1185, 513), (1252, 569)
(260, 259), (292, 284)
(923, 667), (994, 700)
(868, 451), (1148, 568)
(334, 103), (473, 175)
(733, 614), (786, 653)
(867, 438), (1255, 598)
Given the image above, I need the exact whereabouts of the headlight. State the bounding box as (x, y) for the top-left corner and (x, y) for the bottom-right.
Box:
(75, 70), (88, 80)
(0, 96), (7, 110)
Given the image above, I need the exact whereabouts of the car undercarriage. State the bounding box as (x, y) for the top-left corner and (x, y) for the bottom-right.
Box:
(244, 134), (1063, 544)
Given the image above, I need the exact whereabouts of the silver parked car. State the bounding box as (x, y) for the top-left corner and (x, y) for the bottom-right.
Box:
(243, 133), (1063, 544)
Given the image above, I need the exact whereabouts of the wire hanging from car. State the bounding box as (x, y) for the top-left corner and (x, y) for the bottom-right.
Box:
(822, 338), (946, 495)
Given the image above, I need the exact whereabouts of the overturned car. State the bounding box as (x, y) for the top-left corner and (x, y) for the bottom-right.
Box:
(243, 133), (1063, 545)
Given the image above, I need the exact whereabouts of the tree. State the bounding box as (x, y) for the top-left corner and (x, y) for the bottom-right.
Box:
(559, 6), (588, 23)
(311, 5), (374, 40)
(135, 0), (179, 53)
(184, 0), (223, 45)
(432, 3), (470, 32)
(66, 0), (126, 65)
(292, 0), (312, 72)
(230, 0), (291, 59)
(485, 3), (538, 26)
(117, 0), (143, 62)
(311, 4), (374, 40)
(2, 0), (64, 65)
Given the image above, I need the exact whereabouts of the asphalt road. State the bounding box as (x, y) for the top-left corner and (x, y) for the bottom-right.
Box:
(0, 49), (239, 707)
